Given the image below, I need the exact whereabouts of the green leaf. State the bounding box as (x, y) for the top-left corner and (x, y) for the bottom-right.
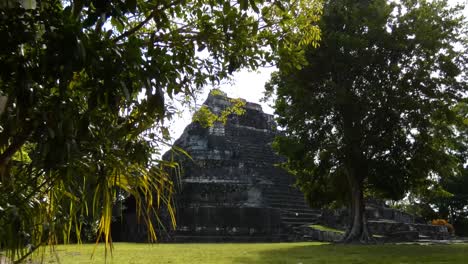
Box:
(111, 17), (124, 33)
(126, 0), (137, 12)
(240, 0), (248, 11)
(223, 1), (230, 13)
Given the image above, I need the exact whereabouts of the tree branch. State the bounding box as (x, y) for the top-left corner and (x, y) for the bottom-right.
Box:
(113, 0), (184, 43)
(0, 132), (30, 168)
(0, 95), (7, 116)
(113, 11), (157, 43)
(13, 241), (45, 264)
(71, 0), (84, 20)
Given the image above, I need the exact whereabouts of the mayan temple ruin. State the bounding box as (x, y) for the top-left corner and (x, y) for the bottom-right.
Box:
(162, 91), (320, 241)
(114, 92), (451, 242)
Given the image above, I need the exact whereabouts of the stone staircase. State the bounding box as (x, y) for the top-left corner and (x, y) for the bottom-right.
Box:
(263, 185), (321, 228)
(292, 203), (454, 242)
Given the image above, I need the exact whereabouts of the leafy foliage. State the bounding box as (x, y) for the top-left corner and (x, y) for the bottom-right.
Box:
(192, 89), (246, 127)
(394, 101), (468, 235)
(0, 0), (322, 261)
(267, 0), (468, 242)
(404, 166), (468, 236)
(431, 219), (455, 234)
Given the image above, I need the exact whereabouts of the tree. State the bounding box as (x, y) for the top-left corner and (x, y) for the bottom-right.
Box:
(266, 0), (468, 243)
(405, 166), (468, 236)
(0, 0), (322, 261)
(436, 167), (468, 235)
(400, 101), (468, 235)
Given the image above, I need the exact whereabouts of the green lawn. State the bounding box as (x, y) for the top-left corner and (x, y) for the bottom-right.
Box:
(30, 242), (468, 264)
(309, 224), (384, 238)
(310, 224), (345, 234)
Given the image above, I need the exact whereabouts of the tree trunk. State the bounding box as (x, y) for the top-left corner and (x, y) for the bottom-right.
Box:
(336, 79), (372, 243)
(0, 132), (31, 180)
(0, 95), (7, 116)
(341, 169), (374, 243)
(0, 134), (29, 167)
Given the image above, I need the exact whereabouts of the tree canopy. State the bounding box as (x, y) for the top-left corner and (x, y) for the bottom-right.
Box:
(403, 166), (468, 236)
(266, 0), (467, 243)
(0, 0), (322, 261)
(400, 100), (468, 235)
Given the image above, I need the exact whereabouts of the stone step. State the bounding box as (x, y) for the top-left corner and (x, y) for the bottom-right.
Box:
(263, 193), (305, 198)
(264, 193), (304, 199)
(300, 231), (344, 242)
(267, 179), (296, 184)
(264, 198), (305, 203)
(276, 208), (321, 214)
(265, 201), (309, 208)
(302, 235), (317, 241)
(281, 212), (320, 218)
(265, 200), (306, 205)
(281, 216), (319, 223)
(282, 221), (316, 227)
(281, 212), (321, 219)
(282, 211), (320, 217)
(268, 202), (312, 209)
(271, 206), (313, 212)
(264, 186), (301, 192)
(263, 191), (305, 198)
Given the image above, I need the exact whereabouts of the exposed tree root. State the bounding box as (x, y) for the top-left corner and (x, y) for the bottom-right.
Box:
(338, 209), (376, 244)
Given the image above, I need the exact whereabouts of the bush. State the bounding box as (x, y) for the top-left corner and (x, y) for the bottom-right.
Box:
(453, 218), (468, 237)
(431, 219), (455, 234)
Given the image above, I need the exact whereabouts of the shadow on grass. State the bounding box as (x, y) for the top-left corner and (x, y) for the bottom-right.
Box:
(233, 243), (468, 264)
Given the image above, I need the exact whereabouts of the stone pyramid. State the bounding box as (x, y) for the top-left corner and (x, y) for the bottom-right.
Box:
(166, 91), (320, 241)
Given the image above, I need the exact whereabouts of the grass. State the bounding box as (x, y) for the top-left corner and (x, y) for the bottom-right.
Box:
(310, 224), (345, 234)
(30, 242), (468, 264)
(309, 224), (384, 238)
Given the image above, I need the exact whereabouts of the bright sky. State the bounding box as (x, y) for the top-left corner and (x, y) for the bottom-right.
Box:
(165, 66), (277, 146)
(165, 0), (468, 149)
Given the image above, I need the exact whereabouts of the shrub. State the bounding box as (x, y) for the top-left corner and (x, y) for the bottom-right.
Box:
(431, 219), (455, 234)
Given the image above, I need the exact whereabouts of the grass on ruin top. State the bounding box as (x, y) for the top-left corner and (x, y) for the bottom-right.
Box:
(310, 224), (345, 233)
(309, 224), (384, 238)
(29, 242), (468, 264)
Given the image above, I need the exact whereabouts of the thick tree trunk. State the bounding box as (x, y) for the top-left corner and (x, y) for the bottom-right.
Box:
(341, 170), (374, 243)
(337, 80), (373, 243)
